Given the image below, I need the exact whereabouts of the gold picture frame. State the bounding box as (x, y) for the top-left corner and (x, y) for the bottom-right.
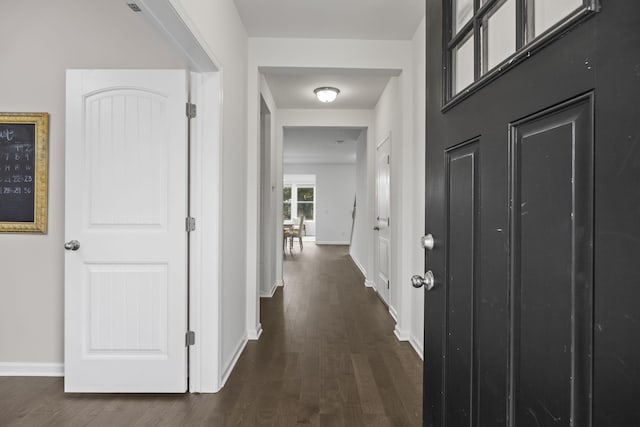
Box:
(0, 113), (49, 233)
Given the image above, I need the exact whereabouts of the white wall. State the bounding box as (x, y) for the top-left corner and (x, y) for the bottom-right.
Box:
(284, 164), (355, 244)
(410, 17), (426, 358)
(350, 130), (370, 281)
(0, 0), (185, 370)
(175, 0), (251, 376)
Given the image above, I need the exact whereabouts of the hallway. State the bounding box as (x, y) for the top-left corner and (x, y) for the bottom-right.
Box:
(0, 245), (422, 426)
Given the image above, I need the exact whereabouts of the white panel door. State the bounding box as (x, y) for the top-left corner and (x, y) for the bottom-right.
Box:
(65, 70), (188, 392)
(374, 136), (391, 305)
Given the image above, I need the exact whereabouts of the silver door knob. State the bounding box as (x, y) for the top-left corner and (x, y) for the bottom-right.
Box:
(411, 270), (435, 290)
(64, 240), (80, 251)
(421, 233), (435, 250)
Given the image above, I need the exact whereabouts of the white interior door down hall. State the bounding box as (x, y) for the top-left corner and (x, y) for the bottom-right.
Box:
(64, 70), (188, 392)
(374, 135), (391, 306)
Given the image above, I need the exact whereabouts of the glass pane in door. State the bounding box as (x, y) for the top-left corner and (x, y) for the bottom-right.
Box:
(483, 0), (516, 72)
(453, 34), (475, 94)
(453, 0), (474, 34)
(531, 0), (582, 37)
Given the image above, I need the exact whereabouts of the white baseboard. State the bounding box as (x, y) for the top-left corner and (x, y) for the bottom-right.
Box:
(219, 336), (248, 390)
(394, 325), (410, 341)
(260, 281), (280, 298)
(364, 279), (374, 288)
(349, 253), (367, 278)
(0, 362), (64, 377)
(247, 323), (263, 340)
(389, 305), (398, 322)
(315, 241), (350, 245)
(409, 334), (424, 360)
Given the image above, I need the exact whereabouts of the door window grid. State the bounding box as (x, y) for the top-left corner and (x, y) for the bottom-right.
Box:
(444, 0), (599, 106)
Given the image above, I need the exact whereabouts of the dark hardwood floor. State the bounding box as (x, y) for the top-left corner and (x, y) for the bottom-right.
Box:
(0, 244), (422, 426)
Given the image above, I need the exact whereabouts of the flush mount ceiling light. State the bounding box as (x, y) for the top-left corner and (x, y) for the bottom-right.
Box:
(314, 87), (340, 103)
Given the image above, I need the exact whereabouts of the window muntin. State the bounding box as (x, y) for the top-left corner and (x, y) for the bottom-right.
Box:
(445, 0), (598, 104)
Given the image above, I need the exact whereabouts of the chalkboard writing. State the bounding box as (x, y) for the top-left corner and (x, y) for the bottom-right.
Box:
(0, 123), (35, 222)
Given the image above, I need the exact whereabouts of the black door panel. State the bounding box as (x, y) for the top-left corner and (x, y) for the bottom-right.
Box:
(509, 94), (594, 427)
(444, 140), (480, 425)
(424, 1), (640, 425)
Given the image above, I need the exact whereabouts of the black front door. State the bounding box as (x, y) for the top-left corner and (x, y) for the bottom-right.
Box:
(424, 1), (640, 425)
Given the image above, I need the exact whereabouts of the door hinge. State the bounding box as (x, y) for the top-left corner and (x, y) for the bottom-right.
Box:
(387, 280), (390, 289)
(186, 217), (196, 232)
(186, 103), (197, 119)
(186, 331), (195, 346)
(387, 155), (390, 164)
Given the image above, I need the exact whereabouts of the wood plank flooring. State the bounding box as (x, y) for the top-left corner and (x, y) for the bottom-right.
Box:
(0, 244), (422, 426)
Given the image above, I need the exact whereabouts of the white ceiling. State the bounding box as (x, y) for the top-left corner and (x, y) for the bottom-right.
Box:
(284, 127), (364, 164)
(233, 0), (425, 40)
(262, 67), (400, 109)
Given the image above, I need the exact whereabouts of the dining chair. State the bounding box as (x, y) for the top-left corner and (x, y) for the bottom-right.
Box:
(283, 225), (294, 254)
(291, 215), (305, 251)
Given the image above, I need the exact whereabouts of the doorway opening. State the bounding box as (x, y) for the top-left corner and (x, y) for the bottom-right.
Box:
(283, 174), (317, 246)
(252, 65), (410, 365)
(279, 126), (370, 291)
(282, 126), (365, 245)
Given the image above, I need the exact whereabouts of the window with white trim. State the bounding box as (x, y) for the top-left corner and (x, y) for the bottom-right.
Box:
(283, 183), (315, 221)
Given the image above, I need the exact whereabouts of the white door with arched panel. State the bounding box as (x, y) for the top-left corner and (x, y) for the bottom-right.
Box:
(64, 69), (188, 392)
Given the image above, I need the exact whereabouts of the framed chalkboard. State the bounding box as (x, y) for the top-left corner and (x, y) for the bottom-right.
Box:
(0, 113), (49, 233)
